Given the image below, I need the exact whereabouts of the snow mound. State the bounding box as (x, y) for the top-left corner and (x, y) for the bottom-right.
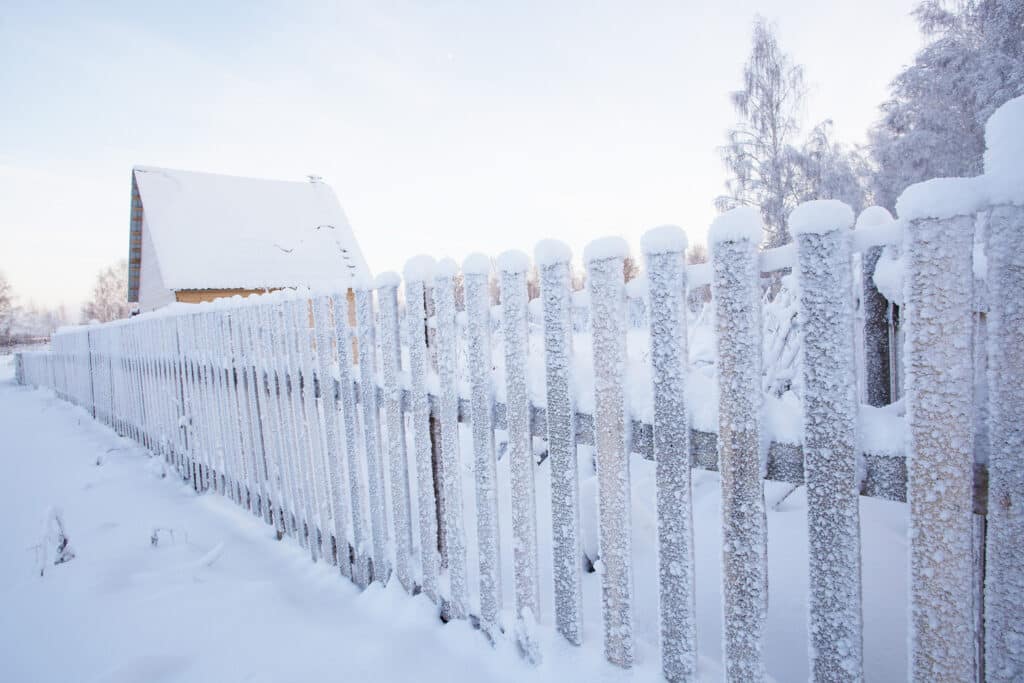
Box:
(872, 246), (904, 304)
(583, 236), (629, 263)
(373, 271), (400, 289)
(855, 206), (895, 230)
(640, 224), (687, 254)
(434, 258), (459, 278)
(709, 206), (762, 245)
(789, 200), (854, 235)
(895, 176), (986, 222)
(462, 253), (491, 276)
(534, 239), (572, 267)
(496, 250), (530, 274)
(984, 95), (1024, 206)
(403, 255), (436, 283)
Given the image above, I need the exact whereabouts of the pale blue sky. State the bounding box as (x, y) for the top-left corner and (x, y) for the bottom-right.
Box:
(1, 0), (921, 310)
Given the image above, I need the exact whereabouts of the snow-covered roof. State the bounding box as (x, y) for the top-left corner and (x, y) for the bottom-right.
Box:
(132, 165), (371, 291)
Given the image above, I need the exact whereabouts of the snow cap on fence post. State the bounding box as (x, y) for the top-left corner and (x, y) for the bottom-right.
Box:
(462, 252), (503, 634)
(402, 255), (440, 603)
(534, 238), (584, 646)
(790, 200), (865, 681)
(433, 258), (469, 620)
(708, 206), (768, 683)
(377, 272), (415, 593)
(897, 177), (978, 681)
(641, 224), (698, 682)
(584, 235), (634, 669)
(981, 94), (1024, 683)
(498, 248), (542, 662)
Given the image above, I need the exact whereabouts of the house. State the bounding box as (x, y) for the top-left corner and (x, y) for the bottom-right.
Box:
(128, 165), (371, 313)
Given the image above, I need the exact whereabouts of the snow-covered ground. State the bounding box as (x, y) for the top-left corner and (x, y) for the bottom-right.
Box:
(0, 355), (910, 681)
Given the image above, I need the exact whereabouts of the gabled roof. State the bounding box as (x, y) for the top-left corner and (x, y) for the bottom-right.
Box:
(131, 165), (371, 292)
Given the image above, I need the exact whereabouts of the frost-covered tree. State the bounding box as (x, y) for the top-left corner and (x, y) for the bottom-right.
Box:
(81, 260), (130, 323)
(717, 17), (806, 248)
(0, 271), (13, 344)
(869, 0), (1024, 209)
(794, 120), (868, 212)
(686, 243), (708, 265)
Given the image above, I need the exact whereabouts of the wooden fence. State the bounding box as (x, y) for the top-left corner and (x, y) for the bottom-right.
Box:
(15, 189), (1022, 679)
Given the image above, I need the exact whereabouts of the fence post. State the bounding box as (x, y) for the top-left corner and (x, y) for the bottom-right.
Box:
(536, 239), (584, 646)
(709, 207), (768, 682)
(433, 259), (469, 620)
(332, 295), (371, 586)
(981, 101), (1024, 683)
(463, 254), (503, 634)
(499, 250), (542, 662)
(641, 225), (698, 682)
(585, 236), (634, 668)
(404, 256), (440, 603)
(377, 274), (415, 592)
(856, 207), (896, 407)
(791, 200), (865, 681)
(897, 179), (979, 682)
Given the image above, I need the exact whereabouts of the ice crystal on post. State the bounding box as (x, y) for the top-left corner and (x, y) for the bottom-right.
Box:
(982, 96), (1024, 682)
(499, 250), (542, 663)
(377, 275), (415, 592)
(354, 286), (390, 583)
(333, 295), (371, 588)
(463, 254), (503, 634)
(584, 236), (634, 669)
(899, 179), (978, 682)
(433, 259), (469, 619)
(641, 225), (697, 682)
(535, 239), (583, 646)
(403, 256), (440, 603)
(709, 207), (768, 682)
(790, 201), (864, 681)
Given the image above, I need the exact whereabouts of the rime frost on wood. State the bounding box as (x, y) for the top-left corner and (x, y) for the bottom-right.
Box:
(710, 209), (768, 682)
(333, 296), (371, 587)
(377, 279), (415, 592)
(791, 201), (864, 681)
(354, 288), (389, 582)
(983, 204), (1024, 682)
(585, 237), (634, 669)
(641, 226), (697, 682)
(313, 296), (352, 576)
(251, 306), (286, 536)
(536, 240), (583, 646)
(856, 207), (896, 407)
(433, 265), (469, 619)
(463, 262), (503, 633)
(277, 303), (313, 551)
(403, 263), (439, 602)
(499, 253), (541, 662)
(290, 299), (326, 562)
(904, 211), (976, 682)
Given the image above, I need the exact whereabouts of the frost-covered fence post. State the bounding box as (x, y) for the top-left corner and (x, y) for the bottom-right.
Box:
(536, 239), (583, 646)
(433, 259), (469, 620)
(585, 236), (634, 669)
(404, 257), (439, 602)
(333, 295), (371, 587)
(463, 254), (503, 634)
(641, 226), (697, 682)
(499, 250), (541, 661)
(353, 283), (390, 582)
(709, 207), (768, 683)
(791, 201), (864, 681)
(982, 97), (1024, 683)
(313, 295), (352, 576)
(897, 179), (980, 682)
(856, 207), (896, 407)
(377, 274), (415, 592)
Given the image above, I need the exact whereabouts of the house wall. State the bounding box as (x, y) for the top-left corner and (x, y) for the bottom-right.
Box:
(138, 216), (176, 312)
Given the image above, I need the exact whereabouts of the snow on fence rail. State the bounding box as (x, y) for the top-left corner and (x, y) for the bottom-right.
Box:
(16, 99), (1024, 682)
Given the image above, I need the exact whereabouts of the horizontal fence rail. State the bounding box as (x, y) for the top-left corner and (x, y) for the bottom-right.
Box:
(16, 130), (1023, 682)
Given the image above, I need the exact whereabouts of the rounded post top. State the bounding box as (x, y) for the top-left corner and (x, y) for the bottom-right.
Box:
(789, 200), (854, 236)
(641, 224), (687, 255)
(534, 239), (572, 267)
(583, 236), (630, 265)
(403, 255), (436, 283)
(709, 206), (763, 245)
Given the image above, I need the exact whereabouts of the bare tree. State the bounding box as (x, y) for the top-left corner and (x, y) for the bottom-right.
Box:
(81, 260), (130, 323)
(686, 244), (708, 265)
(717, 17), (806, 248)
